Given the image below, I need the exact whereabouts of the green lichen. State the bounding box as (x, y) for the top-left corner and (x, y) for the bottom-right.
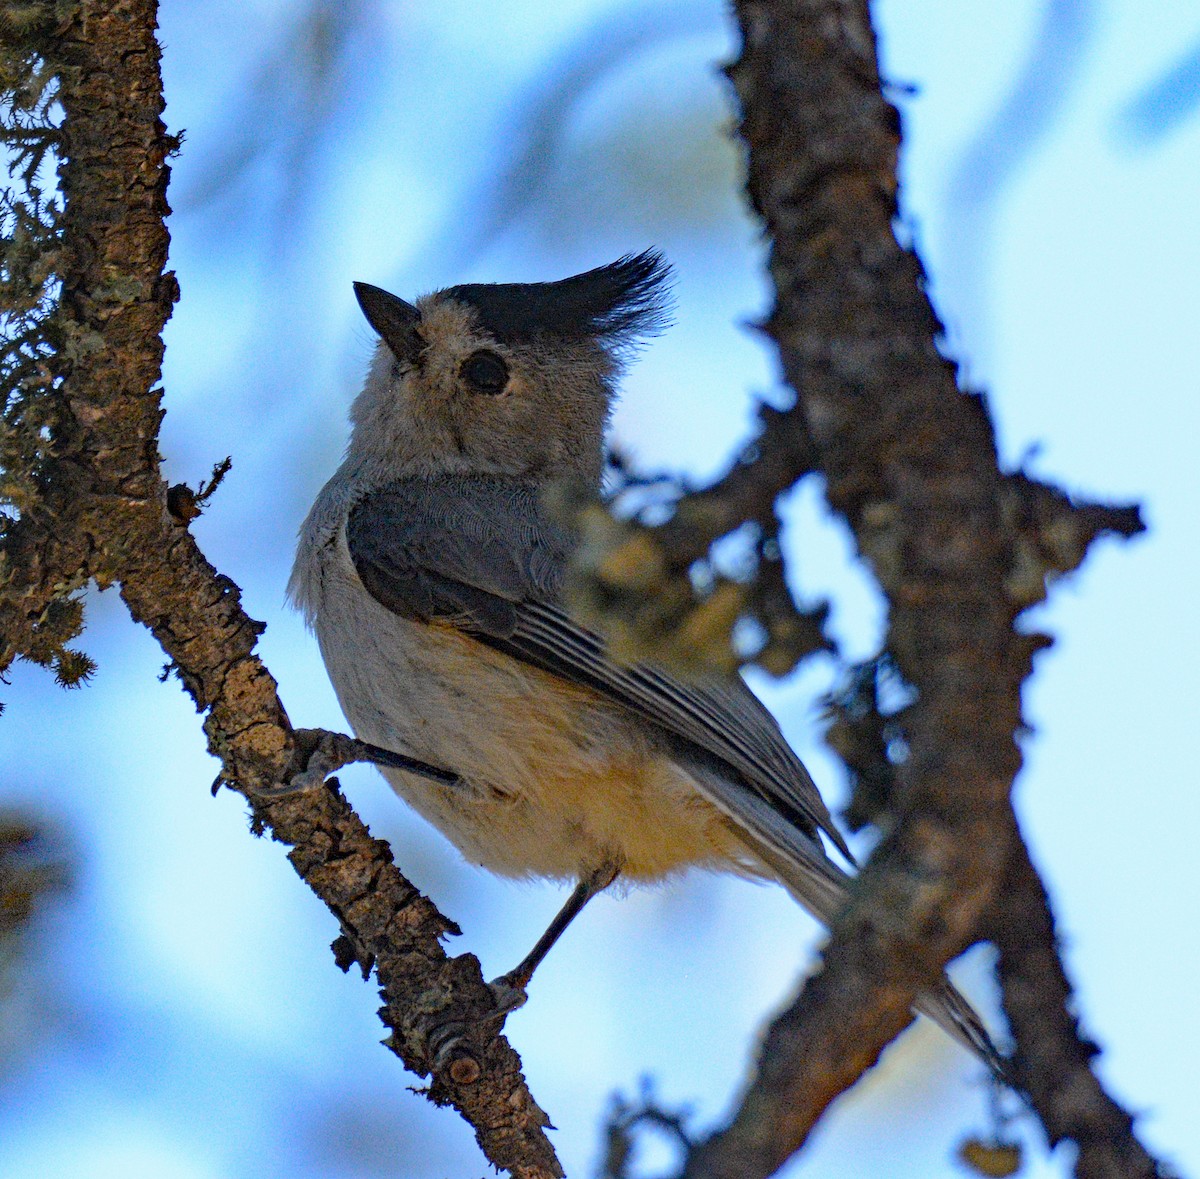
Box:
(1, 0), (92, 686)
(2, 0), (65, 515)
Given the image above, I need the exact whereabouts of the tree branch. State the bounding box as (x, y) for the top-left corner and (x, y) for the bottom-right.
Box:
(2, 3), (1171, 1176)
(0, 4), (560, 1175)
(674, 2), (1160, 1176)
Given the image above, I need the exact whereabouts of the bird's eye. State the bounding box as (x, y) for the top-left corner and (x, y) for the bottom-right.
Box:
(460, 349), (509, 395)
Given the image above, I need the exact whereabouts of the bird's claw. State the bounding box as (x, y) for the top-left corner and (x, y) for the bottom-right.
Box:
(424, 973), (529, 1083)
(242, 730), (346, 799)
(486, 972), (529, 1017)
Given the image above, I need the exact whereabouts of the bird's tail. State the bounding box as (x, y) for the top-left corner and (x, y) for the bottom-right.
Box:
(912, 978), (1011, 1084)
(741, 831), (1011, 1084)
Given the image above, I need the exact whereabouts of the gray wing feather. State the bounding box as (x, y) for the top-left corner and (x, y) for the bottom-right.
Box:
(346, 476), (850, 860)
(347, 479), (559, 627)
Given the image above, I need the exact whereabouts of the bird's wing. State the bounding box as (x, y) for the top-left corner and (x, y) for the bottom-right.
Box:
(347, 476), (850, 861)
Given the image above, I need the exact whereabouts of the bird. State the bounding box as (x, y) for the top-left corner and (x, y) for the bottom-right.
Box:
(288, 249), (1004, 1076)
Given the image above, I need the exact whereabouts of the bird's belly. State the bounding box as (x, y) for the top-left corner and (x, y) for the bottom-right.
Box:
(314, 579), (751, 882)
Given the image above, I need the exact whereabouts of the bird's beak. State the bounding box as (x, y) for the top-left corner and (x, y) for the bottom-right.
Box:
(353, 282), (424, 364)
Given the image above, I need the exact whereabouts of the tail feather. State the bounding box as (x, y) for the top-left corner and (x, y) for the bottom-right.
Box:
(725, 805), (1009, 1083)
(914, 978), (1011, 1084)
(679, 760), (1010, 1083)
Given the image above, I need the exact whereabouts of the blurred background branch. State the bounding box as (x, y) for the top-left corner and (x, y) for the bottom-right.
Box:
(650, 4), (1155, 1174)
(0, 809), (73, 1077)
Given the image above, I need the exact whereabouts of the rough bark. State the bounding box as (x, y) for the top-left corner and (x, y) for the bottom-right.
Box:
(0, 4), (561, 1175)
(990, 818), (1170, 1179)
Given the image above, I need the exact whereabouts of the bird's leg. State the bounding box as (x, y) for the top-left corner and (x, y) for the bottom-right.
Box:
(427, 863), (619, 1075)
(487, 861), (620, 1015)
(243, 729), (461, 798)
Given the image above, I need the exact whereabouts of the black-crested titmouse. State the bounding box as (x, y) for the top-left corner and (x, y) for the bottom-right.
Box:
(289, 251), (1002, 1073)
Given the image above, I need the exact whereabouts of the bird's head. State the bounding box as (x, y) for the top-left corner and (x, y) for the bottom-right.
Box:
(345, 250), (672, 487)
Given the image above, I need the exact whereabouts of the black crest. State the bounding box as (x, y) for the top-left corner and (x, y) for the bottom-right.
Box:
(442, 249), (672, 349)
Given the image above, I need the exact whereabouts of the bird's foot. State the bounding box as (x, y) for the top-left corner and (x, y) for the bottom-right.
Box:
(240, 730), (461, 800)
(426, 971), (530, 1080)
(486, 970), (530, 1017)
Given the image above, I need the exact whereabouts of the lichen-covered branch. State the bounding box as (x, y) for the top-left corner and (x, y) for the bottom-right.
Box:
(0, 4), (559, 1175)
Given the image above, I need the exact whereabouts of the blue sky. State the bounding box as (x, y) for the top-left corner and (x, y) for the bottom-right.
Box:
(1, 1), (1196, 1176)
